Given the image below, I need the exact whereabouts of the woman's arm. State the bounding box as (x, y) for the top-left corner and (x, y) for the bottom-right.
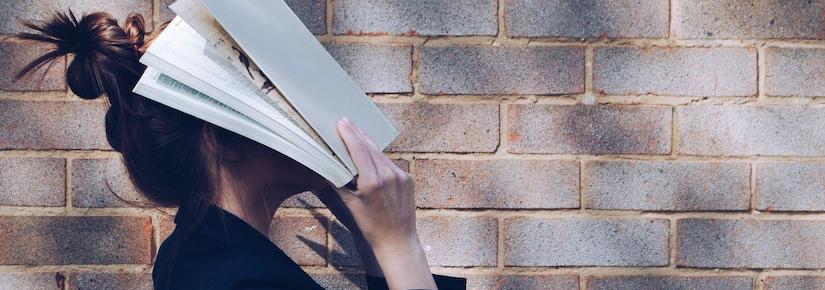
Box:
(318, 117), (437, 289)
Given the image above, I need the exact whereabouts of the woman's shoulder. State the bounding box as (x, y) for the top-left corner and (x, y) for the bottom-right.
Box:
(153, 223), (323, 290)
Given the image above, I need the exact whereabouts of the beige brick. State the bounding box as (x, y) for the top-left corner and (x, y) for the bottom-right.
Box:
(508, 104), (671, 154)
(678, 219), (825, 268)
(587, 276), (752, 290)
(415, 159), (579, 209)
(0, 41), (65, 91)
(0, 216), (152, 265)
(505, 217), (669, 266)
(268, 216), (327, 266)
(0, 101), (109, 150)
(378, 103), (499, 153)
(673, 0), (825, 39)
(583, 161), (751, 211)
(418, 216), (497, 266)
(0, 157), (65, 207)
(72, 158), (146, 208)
(594, 47), (756, 97)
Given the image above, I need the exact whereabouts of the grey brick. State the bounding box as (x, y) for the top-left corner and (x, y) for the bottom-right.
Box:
(0, 216), (152, 265)
(418, 216), (497, 266)
(766, 47), (825, 97)
(0, 157), (65, 207)
(508, 104), (671, 154)
(594, 47), (757, 97)
(763, 276), (825, 290)
(0, 101), (109, 150)
(415, 159), (579, 209)
(756, 162), (825, 212)
(583, 161), (751, 211)
(324, 44), (412, 93)
(333, 0), (497, 36)
(70, 272), (152, 290)
(505, 217), (669, 266)
(677, 219), (825, 268)
(0, 0), (153, 34)
(0, 273), (61, 290)
(506, 0), (669, 38)
(587, 276), (753, 290)
(467, 274), (579, 290)
(72, 158), (147, 208)
(0, 41), (66, 91)
(673, 0), (825, 39)
(420, 46), (584, 95)
(677, 105), (825, 156)
(377, 103), (499, 153)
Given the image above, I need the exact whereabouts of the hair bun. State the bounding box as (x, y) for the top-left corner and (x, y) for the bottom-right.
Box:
(15, 10), (146, 99)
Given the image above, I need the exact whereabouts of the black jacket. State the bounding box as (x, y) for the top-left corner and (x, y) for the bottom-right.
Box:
(153, 202), (466, 289)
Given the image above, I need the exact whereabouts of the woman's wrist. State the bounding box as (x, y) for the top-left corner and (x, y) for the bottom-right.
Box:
(368, 235), (437, 289)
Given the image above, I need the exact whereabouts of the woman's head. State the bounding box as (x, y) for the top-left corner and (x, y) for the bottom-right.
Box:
(14, 10), (326, 208)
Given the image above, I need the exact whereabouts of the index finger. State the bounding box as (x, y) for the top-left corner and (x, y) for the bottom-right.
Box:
(337, 117), (377, 184)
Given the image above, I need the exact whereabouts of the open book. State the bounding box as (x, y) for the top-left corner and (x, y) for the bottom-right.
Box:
(133, 0), (398, 187)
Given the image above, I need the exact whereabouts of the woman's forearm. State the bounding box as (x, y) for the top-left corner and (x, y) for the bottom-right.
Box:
(370, 235), (437, 290)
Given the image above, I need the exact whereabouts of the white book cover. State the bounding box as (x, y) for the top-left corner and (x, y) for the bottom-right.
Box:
(170, 0), (399, 176)
(137, 17), (352, 186)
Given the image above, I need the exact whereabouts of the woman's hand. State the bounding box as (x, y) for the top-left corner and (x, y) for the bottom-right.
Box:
(317, 116), (436, 290)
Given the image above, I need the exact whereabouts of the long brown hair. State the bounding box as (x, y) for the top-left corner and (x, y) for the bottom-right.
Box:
(14, 10), (238, 289)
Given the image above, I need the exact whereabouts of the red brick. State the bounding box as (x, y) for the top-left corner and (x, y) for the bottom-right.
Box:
(72, 158), (147, 208)
(329, 220), (361, 267)
(157, 213), (175, 243)
(467, 274), (579, 290)
(756, 162), (825, 212)
(306, 272), (367, 290)
(0, 157), (65, 207)
(378, 103), (499, 153)
(69, 272), (152, 290)
(415, 159), (579, 209)
(268, 215), (327, 266)
(0, 216), (152, 265)
(0, 100), (109, 150)
(418, 216), (497, 266)
(508, 104), (671, 154)
(0, 40), (65, 91)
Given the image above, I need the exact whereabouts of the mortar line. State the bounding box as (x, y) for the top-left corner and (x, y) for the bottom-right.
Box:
(750, 162), (758, 212)
(668, 217), (677, 269)
(326, 0), (333, 37)
(496, 217), (505, 270)
(496, 103), (507, 155)
(757, 45), (767, 103)
(65, 158), (73, 211)
(584, 45), (594, 97)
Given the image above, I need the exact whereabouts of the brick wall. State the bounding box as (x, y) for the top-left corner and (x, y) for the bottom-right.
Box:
(2, 0), (825, 289)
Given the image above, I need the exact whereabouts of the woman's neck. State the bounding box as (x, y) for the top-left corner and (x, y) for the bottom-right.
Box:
(214, 179), (296, 236)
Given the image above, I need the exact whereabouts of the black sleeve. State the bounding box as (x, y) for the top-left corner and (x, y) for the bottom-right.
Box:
(365, 274), (466, 290)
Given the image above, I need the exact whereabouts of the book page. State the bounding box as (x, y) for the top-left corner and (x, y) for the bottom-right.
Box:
(134, 68), (353, 187)
(169, 0), (328, 153)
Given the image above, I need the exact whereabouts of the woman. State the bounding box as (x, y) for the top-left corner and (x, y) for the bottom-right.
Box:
(15, 10), (465, 290)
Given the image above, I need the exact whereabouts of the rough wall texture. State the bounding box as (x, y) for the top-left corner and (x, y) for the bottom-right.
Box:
(2, 0), (825, 289)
